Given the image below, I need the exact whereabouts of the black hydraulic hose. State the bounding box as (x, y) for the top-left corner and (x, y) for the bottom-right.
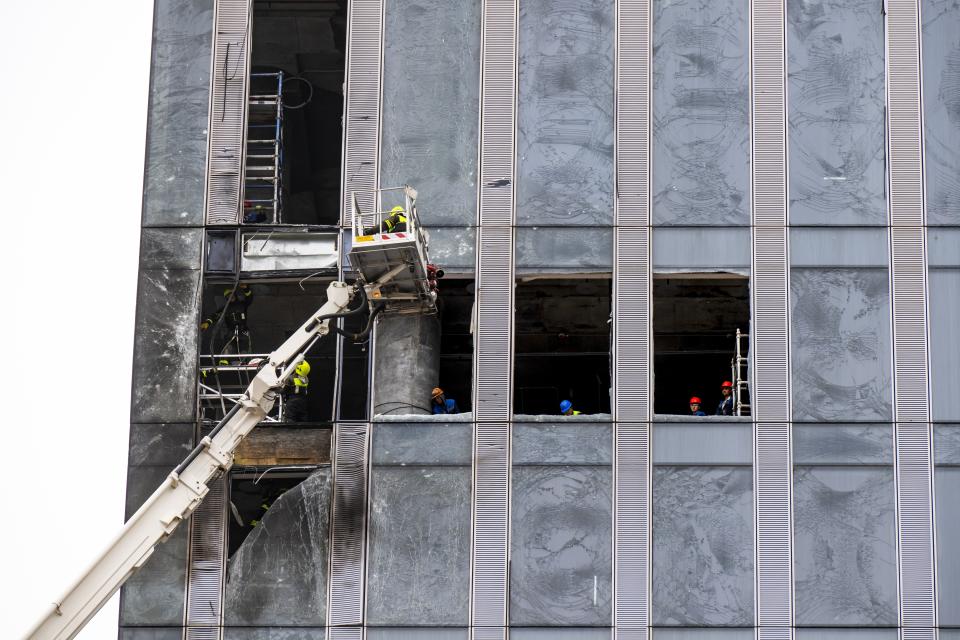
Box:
(303, 284), (368, 334)
(331, 301), (384, 343)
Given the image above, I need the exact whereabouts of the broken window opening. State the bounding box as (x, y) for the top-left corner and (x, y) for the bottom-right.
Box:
(227, 469), (319, 557)
(199, 279), (354, 424)
(369, 278), (474, 417)
(245, 0), (347, 226)
(514, 278), (612, 416)
(652, 274), (751, 417)
(437, 278), (474, 413)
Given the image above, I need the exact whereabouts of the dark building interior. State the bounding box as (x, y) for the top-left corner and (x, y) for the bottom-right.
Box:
(436, 279), (474, 413)
(200, 279), (345, 423)
(652, 275), (750, 416)
(249, 0), (347, 225)
(514, 278), (612, 415)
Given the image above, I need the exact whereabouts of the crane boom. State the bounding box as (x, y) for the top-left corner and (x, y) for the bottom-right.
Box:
(26, 281), (356, 640)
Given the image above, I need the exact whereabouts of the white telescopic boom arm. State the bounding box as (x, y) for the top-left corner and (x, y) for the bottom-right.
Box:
(26, 281), (356, 640)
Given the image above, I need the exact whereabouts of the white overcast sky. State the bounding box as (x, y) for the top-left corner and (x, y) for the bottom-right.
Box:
(1, 1), (154, 637)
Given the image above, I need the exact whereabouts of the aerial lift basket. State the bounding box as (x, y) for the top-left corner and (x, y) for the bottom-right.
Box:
(348, 185), (438, 315)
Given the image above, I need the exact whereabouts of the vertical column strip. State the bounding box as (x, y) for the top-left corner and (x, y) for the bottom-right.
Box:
(887, 0), (936, 636)
(205, 0), (251, 225)
(471, 1), (517, 637)
(340, 0), (384, 223)
(751, 0), (793, 636)
(327, 422), (371, 629)
(185, 473), (226, 640)
(613, 0), (652, 637)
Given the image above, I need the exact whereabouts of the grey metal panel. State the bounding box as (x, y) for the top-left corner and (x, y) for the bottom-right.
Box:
(652, 228), (751, 271)
(186, 473), (226, 634)
(614, 1), (651, 634)
(205, 0), (250, 225)
(652, 423), (753, 465)
(752, 3), (794, 625)
(887, 0), (937, 630)
(327, 422), (370, 627)
(340, 0), (384, 224)
(927, 228), (960, 267)
(789, 228), (890, 268)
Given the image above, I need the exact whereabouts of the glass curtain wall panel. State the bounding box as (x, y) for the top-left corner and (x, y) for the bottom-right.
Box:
(935, 425), (960, 625)
(510, 422), (613, 626)
(922, 0), (960, 224)
(380, 0), (481, 227)
(793, 425), (897, 625)
(652, 0), (750, 226)
(223, 469), (331, 625)
(516, 0), (615, 226)
(366, 423), (472, 626)
(929, 269), (960, 421)
(795, 631), (898, 640)
(789, 230), (892, 422)
(515, 228), (613, 273)
(651, 228), (751, 273)
(786, 0), (886, 225)
(223, 630), (326, 640)
(651, 422), (753, 626)
(142, 0), (214, 226)
(651, 465), (754, 625)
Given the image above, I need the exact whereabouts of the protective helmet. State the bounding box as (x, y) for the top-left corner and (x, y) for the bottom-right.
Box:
(432, 387), (444, 399)
(391, 205), (405, 215)
(295, 360), (311, 376)
(721, 380), (733, 388)
(689, 396), (702, 404)
(560, 399), (573, 414)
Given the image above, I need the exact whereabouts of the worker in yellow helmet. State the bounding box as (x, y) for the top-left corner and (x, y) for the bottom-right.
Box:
(284, 359), (311, 422)
(364, 205), (408, 235)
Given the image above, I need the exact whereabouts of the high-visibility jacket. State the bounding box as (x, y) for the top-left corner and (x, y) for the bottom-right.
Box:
(292, 373), (309, 394)
(382, 211), (407, 232)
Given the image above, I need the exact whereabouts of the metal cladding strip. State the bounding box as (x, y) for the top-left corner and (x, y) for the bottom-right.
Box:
(614, 0), (651, 631)
(614, 422), (650, 640)
(471, 226), (513, 634)
(471, 0), (516, 635)
(758, 627), (794, 640)
(473, 627), (507, 640)
(751, 0), (793, 631)
(185, 473), (226, 635)
(340, 0), (383, 224)
(612, 229), (651, 638)
(477, 0), (517, 229)
(887, 0), (936, 632)
(327, 422), (371, 628)
(205, 0), (251, 225)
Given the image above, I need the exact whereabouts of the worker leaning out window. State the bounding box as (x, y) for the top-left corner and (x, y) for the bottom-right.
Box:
(431, 387), (460, 414)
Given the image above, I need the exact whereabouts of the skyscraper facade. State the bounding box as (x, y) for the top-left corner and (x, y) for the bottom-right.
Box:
(120, 0), (959, 638)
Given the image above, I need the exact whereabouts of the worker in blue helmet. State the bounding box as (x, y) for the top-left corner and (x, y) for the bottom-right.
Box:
(560, 399), (581, 416)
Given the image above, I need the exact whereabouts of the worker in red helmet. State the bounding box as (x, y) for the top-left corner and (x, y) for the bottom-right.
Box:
(689, 396), (706, 416)
(716, 380), (734, 416)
